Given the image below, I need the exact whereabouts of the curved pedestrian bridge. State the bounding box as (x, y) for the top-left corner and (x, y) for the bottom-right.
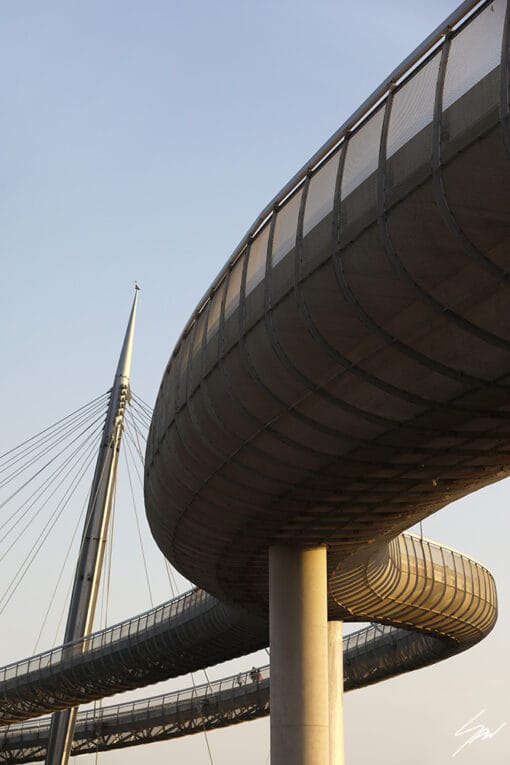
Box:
(0, 533), (497, 760)
(1, 0), (508, 761)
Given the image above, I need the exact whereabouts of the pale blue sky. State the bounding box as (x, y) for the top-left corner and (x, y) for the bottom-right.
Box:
(1, 1), (508, 763)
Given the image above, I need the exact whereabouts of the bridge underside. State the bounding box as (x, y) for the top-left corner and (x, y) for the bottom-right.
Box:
(146, 33), (510, 612)
(143, 5), (508, 759)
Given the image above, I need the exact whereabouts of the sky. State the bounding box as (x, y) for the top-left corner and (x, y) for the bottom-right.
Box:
(0, 1), (508, 763)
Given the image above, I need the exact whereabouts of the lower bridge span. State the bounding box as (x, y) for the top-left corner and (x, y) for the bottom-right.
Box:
(0, 533), (497, 756)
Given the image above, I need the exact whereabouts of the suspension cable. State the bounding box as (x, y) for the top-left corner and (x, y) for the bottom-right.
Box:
(32, 498), (88, 654)
(130, 391), (153, 418)
(123, 441), (153, 608)
(0, 403), (116, 619)
(0, 419), (104, 546)
(0, 406), (107, 511)
(125, 397), (216, 764)
(0, 395), (108, 484)
(0, 422), (103, 563)
(0, 436), (102, 615)
(0, 392), (109, 463)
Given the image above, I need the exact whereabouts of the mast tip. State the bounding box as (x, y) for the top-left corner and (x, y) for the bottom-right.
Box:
(134, 281), (140, 291)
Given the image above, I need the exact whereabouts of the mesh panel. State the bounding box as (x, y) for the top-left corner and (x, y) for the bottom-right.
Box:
(190, 310), (206, 389)
(178, 336), (191, 397)
(224, 254), (245, 321)
(303, 150), (341, 237)
(442, 549), (456, 586)
(443, 0), (505, 111)
(272, 189), (303, 267)
(206, 284), (224, 341)
(453, 553), (466, 589)
(191, 310), (206, 357)
(246, 223), (270, 297)
(387, 52), (441, 158)
(341, 107), (385, 199)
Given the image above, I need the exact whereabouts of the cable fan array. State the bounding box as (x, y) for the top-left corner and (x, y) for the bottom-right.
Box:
(0, 390), (223, 765)
(0, 390), (152, 654)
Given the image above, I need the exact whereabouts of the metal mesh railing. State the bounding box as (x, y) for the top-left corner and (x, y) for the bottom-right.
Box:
(0, 587), (210, 685)
(0, 531), (496, 729)
(0, 589), (268, 724)
(0, 624), (445, 763)
(329, 533), (497, 647)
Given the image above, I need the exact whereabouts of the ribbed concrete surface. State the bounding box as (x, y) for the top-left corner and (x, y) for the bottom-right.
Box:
(146, 0), (510, 611)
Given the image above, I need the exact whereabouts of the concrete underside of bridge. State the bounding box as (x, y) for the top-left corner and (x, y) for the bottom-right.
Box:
(145, 6), (508, 763)
(146, 69), (510, 610)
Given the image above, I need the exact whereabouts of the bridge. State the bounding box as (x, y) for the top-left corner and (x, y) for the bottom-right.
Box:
(1, 0), (509, 762)
(0, 532), (498, 761)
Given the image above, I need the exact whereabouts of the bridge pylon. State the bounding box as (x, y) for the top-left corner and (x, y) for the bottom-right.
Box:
(45, 290), (138, 765)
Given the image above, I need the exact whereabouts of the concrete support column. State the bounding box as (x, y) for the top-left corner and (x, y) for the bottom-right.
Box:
(269, 545), (329, 765)
(328, 621), (344, 765)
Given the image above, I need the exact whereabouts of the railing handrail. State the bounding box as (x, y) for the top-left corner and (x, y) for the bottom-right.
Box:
(405, 531), (486, 568)
(2, 623), (440, 738)
(3, 664), (272, 734)
(0, 530), (492, 684)
(0, 586), (209, 683)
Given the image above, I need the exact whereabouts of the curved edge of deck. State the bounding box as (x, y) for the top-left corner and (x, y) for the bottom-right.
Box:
(0, 533), (496, 732)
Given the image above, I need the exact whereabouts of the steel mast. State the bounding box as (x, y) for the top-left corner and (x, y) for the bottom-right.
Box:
(45, 289), (139, 765)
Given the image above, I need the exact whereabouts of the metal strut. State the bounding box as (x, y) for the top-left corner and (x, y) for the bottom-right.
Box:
(45, 290), (139, 765)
